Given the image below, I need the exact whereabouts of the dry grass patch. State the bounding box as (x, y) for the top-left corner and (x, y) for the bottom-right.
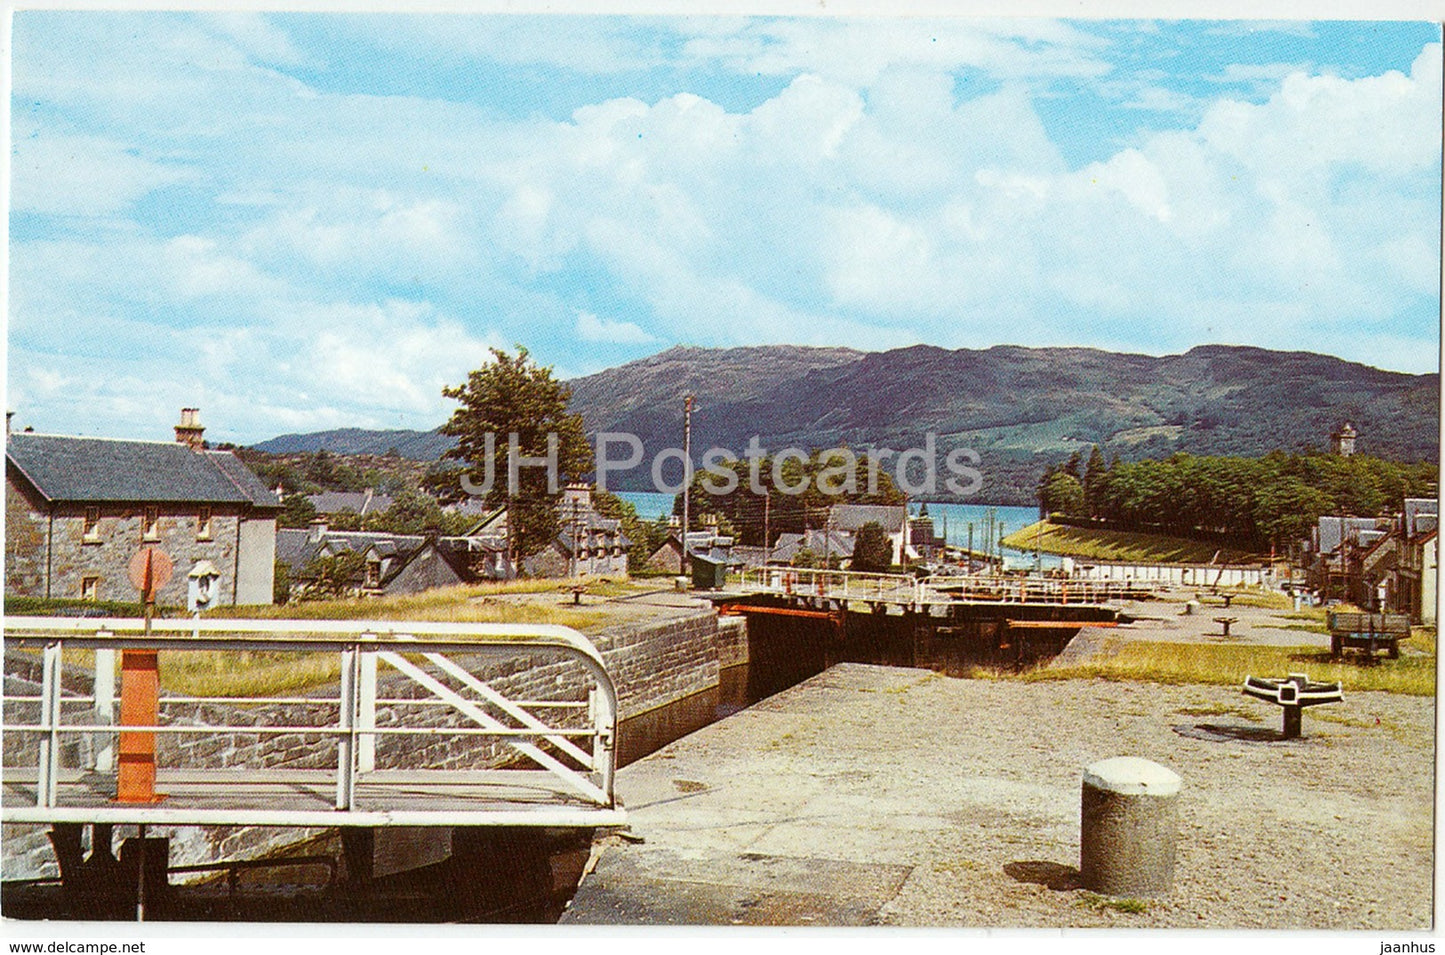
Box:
(211, 581), (613, 630)
(1026, 639), (1435, 696)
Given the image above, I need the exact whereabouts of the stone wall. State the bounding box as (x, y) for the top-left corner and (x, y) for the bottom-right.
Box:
(4, 471), (255, 605)
(2, 607), (743, 881)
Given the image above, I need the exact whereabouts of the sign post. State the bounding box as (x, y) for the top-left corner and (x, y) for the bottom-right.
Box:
(119, 547), (172, 803)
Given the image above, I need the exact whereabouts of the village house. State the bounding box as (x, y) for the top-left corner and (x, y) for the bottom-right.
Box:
(1303, 515), (1393, 602)
(274, 520), (511, 599)
(5, 409), (279, 606)
(909, 504), (948, 563)
(769, 528), (854, 566)
(472, 484), (629, 578)
(644, 526), (736, 575)
(1302, 499), (1438, 624)
(828, 503), (913, 565)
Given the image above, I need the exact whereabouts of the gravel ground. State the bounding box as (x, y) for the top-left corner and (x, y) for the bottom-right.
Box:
(586, 663), (1435, 929)
(869, 672), (1434, 929)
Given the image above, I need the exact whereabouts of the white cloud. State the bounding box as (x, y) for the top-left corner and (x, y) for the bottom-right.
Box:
(9, 15), (1441, 445)
(10, 120), (197, 216)
(680, 18), (1112, 87)
(576, 311), (657, 344)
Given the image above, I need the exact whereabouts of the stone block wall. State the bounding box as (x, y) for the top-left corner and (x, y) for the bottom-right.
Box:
(5, 471), (274, 607)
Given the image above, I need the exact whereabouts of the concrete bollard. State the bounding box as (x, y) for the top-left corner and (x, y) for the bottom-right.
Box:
(1080, 756), (1182, 897)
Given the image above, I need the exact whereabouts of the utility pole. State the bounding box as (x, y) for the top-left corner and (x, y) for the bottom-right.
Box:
(824, 507), (833, 569)
(569, 498), (582, 579)
(763, 491), (771, 565)
(1035, 520), (1042, 574)
(682, 395), (693, 576)
(968, 522), (974, 573)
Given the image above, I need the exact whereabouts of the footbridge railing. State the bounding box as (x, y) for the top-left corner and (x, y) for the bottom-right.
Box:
(732, 567), (1156, 607)
(1, 618), (623, 829)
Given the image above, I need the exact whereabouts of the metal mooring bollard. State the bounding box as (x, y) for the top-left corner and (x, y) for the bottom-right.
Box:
(1080, 756), (1182, 897)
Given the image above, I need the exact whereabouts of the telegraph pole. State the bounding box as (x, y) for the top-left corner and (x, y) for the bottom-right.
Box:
(763, 491), (771, 565)
(682, 395), (693, 575)
(824, 508), (833, 569)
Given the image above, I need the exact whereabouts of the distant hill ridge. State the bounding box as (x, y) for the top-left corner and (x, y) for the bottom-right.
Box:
(252, 343), (1439, 503)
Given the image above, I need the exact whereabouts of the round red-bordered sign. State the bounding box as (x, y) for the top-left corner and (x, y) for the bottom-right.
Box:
(128, 547), (174, 595)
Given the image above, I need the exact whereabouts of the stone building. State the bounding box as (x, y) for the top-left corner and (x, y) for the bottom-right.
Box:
(475, 484), (628, 578)
(275, 521), (511, 599)
(1330, 421), (1358, 456)
(5, 410), (279, 606)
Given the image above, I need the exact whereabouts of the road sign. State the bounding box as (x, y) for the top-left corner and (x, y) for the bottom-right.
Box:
(128, 548), (173, 598)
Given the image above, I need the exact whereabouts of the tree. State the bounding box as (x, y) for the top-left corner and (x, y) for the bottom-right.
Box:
(272, 559), (292, 605)
(296, 552), (366, 599)
(438, 347), (591, 566)
(363, 487), (463, 536)
(1040, 472), (1086, 518)
(852, 521), (894, 572)
(278, 494), (317, 529)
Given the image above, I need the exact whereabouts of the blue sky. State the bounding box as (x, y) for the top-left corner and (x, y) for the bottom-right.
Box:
(9, 13), (1442, 445)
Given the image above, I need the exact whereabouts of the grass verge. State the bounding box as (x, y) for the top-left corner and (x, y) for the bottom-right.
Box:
(1002, 521), (1264, 565)
(1024, 638), (1435, 696)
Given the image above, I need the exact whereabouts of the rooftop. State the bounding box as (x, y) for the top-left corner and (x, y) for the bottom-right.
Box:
(6, 432), (279, 508)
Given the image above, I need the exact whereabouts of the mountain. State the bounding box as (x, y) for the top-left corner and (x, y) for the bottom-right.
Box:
(250, 343), (1440, 505)
(253, 427), (455, 460)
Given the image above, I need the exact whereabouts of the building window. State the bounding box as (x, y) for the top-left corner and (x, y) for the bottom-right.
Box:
(142, 507), (159, 541)
(83, 507), (101, 543)
(365, 559), (381, 589)
(80, 576), (100, 601)
(197, 506), (213, 541)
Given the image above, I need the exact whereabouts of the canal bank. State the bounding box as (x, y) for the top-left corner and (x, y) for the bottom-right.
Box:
(563, 662), (1433, 929)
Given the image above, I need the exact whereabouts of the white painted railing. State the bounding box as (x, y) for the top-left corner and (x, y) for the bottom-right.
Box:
(1, 617), (620, 827)
(732, 567), (1158, 606)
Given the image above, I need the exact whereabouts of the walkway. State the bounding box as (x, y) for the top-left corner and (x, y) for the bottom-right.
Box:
(563, 663), (1432, 928)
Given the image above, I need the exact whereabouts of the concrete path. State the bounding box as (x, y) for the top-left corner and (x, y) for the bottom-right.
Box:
(562, 662), (1434, 929)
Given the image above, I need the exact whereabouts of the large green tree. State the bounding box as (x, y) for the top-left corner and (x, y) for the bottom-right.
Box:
(1039, 471), (1086, 518)
(438, 348), (591, 565)
(851, 521), (894, 572)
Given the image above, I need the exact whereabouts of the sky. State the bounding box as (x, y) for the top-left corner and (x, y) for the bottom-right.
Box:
(8, 13), (1442, 445)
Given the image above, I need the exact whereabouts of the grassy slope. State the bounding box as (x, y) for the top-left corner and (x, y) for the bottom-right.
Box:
(1021, 634), (1435, 697)
(176, 579), (645, 696)
(1002, 520), (1265, 565)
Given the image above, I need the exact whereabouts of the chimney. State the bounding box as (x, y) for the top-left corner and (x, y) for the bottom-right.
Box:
(175, 407), (205, 451)
(309, 518), (329, 544)
(5, 412), (11, 438)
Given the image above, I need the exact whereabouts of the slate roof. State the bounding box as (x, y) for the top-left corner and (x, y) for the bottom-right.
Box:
(274, 528), (427, 572)
(770, 529), (855, 563)
(6, 433), (280, 509)
(1316, 516), (1391, 555)
(1404, 498), (1439, 538)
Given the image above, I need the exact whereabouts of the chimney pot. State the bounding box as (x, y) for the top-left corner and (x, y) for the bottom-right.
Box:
(175, 407), (206, 451)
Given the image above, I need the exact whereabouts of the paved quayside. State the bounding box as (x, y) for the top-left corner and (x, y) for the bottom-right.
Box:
(562, 663), (1433, 928)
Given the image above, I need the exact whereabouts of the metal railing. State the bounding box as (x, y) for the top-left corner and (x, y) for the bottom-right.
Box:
(732, 566), (1152, 606)
(923, 575), (1159, 604)
(2, 617), (620, 827)
(734, 567), (923, 604)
